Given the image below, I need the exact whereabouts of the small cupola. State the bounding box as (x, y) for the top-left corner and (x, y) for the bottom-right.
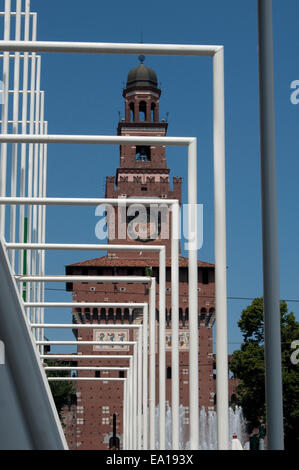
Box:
(126, 55), (158, 89)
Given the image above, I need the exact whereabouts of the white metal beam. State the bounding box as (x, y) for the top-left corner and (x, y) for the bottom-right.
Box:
(0, 40), (221, 56)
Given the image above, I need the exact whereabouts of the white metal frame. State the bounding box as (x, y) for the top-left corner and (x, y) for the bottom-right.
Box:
(2, 195), (178, 450)
(0, 5), (228, 450)
(0, 235), (67, 450)
(13, 272), (156, 448)
(41, 321), (144, 450)
(0, 134), (198, 450)
(0, 3), (47, 353)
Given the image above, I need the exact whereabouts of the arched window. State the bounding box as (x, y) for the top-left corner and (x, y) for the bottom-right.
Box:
(132, 309), (138, 322)
(116, 308), (122, 323)
(207, 308), (215, 327)
(108, 308), (114, 323)
(185, 308), (189, 322)
(139, 101), (146, 121)
(76, 307), (82, 323)
(100, 308), (106, 324)
(151, 103), (156, 121)
(179, 308), (184, 327)
(129, 102), (135, 122)
(124, 308), (129, 322)
(136, 145), (150, 162)
(202, 269), (209, 285)
(200, 308), (206, 318)
(166, 309), (171, 327)
(84, 308), (90, 322)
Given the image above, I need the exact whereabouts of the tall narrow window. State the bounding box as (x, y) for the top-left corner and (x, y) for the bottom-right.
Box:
(136, 146), (150, 162)
(167, 367), (172, 379)
(124, 308), (129, 322)
(166, 310), (170, 327)
(139, 101), (146, 121)
(100, 308), (106, 324)
(202, 269), (209, 285)
(116, 308), (122, 323)
(108, 308), (114, 323)
(129, 102), (134, 122)
(151, 103), (156, 121)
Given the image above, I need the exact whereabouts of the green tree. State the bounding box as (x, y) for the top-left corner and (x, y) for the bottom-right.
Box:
(230, 297), (299, 449)
(45, 359), (76, 420)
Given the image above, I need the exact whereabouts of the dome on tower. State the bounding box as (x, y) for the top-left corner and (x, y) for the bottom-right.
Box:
(126, 55), (158, 89)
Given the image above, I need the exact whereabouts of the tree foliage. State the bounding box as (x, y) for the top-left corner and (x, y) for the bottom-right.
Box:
(230, 297), (299, 449)
(45, 359), (76, 420)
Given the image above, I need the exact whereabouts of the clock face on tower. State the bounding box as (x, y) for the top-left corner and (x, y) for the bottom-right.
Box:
(127, 210), (161, 242)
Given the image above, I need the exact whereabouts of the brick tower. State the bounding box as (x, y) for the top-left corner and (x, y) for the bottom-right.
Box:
(64, 58), (217, 450)
(105, 54), (181, 259)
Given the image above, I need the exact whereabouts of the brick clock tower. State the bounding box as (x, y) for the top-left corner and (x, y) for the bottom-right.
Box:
(63, 58), (219, 450)
(105, 54), (181, 258)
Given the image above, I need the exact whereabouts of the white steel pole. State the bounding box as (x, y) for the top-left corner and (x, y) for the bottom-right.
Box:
(15, 275), (151, 283)
(158, 246), (166, 449)
(36, 340), (136, 346)
(34, 71), (42, 348)
(123, 378), (127, 450)
(41, 355), (133, 360)
(41, 120), (47, 343)
(30, 320), (146, 326)
(32, 54), (40, 335)
(26, 12), (37, 322)
(0, 40), (219, 56)
(44, 367), (129, 371)
(0, 196), (178, 205)
(171, 201), (180, 449)
(127, 361), (131, 450)
(38, 98), (45, 255)
(0, 0), (11, 236)
(137, 325), (143, 450)
(7, 242), (166, 252)
(0, 134), (192, 146)
(142, 303), (148, 450)
(127, 374), (131, 449)
(9, 0), (21, 270)
(38, 92), (45, 350)
(213, 47), (229, 450)
(18, 0), (30, 291)
(48, 377), (126, 382)
(129, 357), (133, 450)
(125, 377), (130, 449)
(32, 55), (41, 243)
(188, 139), (199, 450)
(133, 342), (138, 449)
(149, 277), (156, 450)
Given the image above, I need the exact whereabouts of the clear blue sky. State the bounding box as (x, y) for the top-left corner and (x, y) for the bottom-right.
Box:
(15, 0), (299, 353)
